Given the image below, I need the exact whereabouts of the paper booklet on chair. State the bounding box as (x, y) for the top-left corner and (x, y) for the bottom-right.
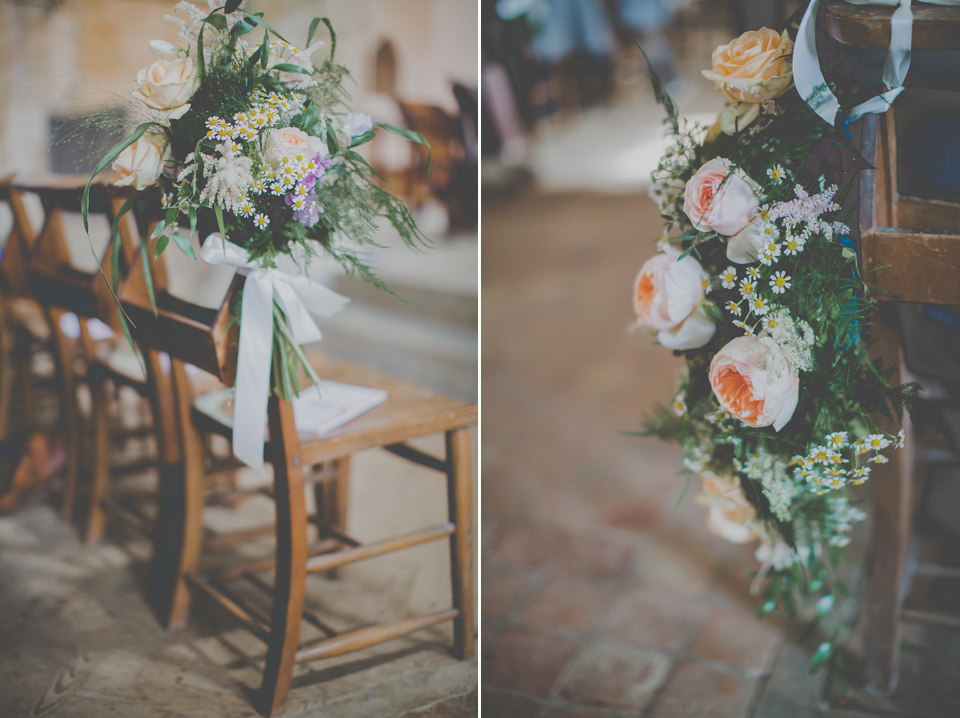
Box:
(195, 382), (388, 437)
(290, 381), (388, 436)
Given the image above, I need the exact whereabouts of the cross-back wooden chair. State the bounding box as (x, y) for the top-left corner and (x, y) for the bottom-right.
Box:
(120, 228), (477, 717)
(21, 181), (174, 541)
(825, 0), (960, 695)
(0, 179), (58, 442)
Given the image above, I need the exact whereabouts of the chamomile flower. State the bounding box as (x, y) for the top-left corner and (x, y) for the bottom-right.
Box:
(852, 438), (868, 454)
(782, 236), (805, 255)
(252, 179), (266, 194)
(809, 446), (837, 464)
(672, 394), (687, 417)
(253, 213), (270, 230)
(870, 454), (890, 464)
(739, 279), (757, 298)
(825, 431), (849, 449)
(850, 466), (871, 484)
(238, 199), (255, 217)
(767, 164), (786, 183)
(732, 320), (754, 334)
(769, 271), (791, 294)
(746, 267), (760, 279)
(725, 300), (742, 316)
(291, 196), (307, 211)
(749, 297), (770, 315)
(759, 241), (781, 266)
(295, 184), (310, 197)
(895, 429), (905, 448)
(761, 315), (781, 331)
(865, 434), (890, 451)
(720, 267), (737, 289)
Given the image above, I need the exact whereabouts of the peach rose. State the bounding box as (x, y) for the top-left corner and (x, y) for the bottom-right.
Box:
(683, 158), (760, 236)
(725, 214), (769, 264)
(695, 471), (759, 544)
(702, 28), (794, 104)
(132, 58), (199, 121)
(709, 335), (799, 431)
(263, 127), (328, 169)
(633, 247), (715, 350)
(111, 131), (170, 190)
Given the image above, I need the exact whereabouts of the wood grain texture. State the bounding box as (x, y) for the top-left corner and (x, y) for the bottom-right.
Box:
(446, 428), (476, 659)
(825, 0), (960, 49)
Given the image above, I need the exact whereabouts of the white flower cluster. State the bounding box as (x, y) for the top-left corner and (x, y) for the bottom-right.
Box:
(757, 308), (814, 372)
(267, 39), (327, 90)
(792, 429), (903, 495)
(822, 495), (867, 547)
(744, 449), (795, 521)
(166, 1), (250, 65)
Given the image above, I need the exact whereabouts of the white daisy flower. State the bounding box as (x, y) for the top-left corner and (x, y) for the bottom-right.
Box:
(739, 279), (757, 298)
(769, 271), (791, 294)
(783, 237), (804, 255)
(746, 267), (760, 279)
(866, 434), (890, 451)
(238, 199), (255, 217)
(767, 164), (786, 183)
(720, 267), (737, 289)
(725, 301), (742, 316)
(749, 297), (770, 315)
(253, 213), (270, 230)
(895, 429), (905, 448)
(825, 431), (849, 449)
(870, 454), (890, 464)
(850, 466), (871, 484)
(732, 320), (754, 335)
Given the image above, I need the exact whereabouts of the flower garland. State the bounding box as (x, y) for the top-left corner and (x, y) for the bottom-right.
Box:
(634, 26), (913, 680)
(83, 0), (429, 398)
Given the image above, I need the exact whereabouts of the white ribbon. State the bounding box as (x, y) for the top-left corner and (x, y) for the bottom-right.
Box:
(794, 0), (960, 125)
(200, 234), (350, 474)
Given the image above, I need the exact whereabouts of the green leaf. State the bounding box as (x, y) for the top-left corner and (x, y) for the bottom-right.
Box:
(306, 17), (321, 47)
(271, 62), (312, 75)
(214, 204), (227, 242)
(188, 206), (198, 239)
(225, 0), (243, 14)
(141, 239), (157, 316)
(115, 306), (146, 378)
(349, 129), (376, 147)
(109, 188), (143, 287)
(150, 219), (168, 241)
(154, 233), (169, 259)
(171, 231), (196, 262)
(230, 18), (255, 38)
(202, 13), (228, 30)
(197, 25), (206, 82)
(375, 121), (432, 173)
(756, 599), (777, 619)
(320, 18), (336, 60)
(82, 122), (153, 234)
(250, 32), (268, 66)
(240, 10), (289, 44)
(809, 641), (833, 674)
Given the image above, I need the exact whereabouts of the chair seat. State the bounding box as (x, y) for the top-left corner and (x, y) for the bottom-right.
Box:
(191, 361), (477, 464)
(8, 297), (51, 342)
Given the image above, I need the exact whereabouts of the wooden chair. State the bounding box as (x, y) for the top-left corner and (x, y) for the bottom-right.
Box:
(825, 0), (960, 694)
(120, 231), (477, 716)
(21, 181), (172, 540)
(0, 180), (59, 442)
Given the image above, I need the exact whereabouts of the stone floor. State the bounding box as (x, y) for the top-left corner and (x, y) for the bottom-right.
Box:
(480, 189), (960, 718)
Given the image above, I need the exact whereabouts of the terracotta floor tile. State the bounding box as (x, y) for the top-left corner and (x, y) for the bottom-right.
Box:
(689, 603), (785, 672)
(647, 661), (758, 718)
(482, 626), (581, 698)
(481, 688), (545, 717)
(488, 522), (567, 569)
(519, 575), (618, 633)
(552, 531), (636, 579)
(599, 587), (705, 653)
(557, 641), (671, 711)
(482, 563), (535, 621)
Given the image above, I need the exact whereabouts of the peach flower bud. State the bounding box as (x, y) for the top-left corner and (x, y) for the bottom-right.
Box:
(263, 127), (328, 169)
(702, 28), (794, 104)
(633, 248), (715, 351)
(695, 471), (759, 544)
(709, 335), (799, 431)
(111, 131), (170, 190)
(682, 158), (760, 237)
(132, 57), (199, 121)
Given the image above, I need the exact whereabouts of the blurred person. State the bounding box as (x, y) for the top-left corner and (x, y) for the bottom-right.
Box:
(617, 0), (678, 86)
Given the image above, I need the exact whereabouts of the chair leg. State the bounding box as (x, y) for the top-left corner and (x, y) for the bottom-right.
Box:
(47, 309), (79, 520)
(84, 376), (112, 543)
(445, 427), (475, 659)
(865, 314), (912, 695)
(259, 396), (308, 718)
(159, 359), (207, 629)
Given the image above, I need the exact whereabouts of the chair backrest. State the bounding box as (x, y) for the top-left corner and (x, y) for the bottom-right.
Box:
(22, 181), (139, 331)
(119, 216), (243, 385)
(0, 179), (46, 297)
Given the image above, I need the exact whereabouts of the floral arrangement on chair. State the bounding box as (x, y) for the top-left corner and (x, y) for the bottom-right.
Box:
(634, 25), (914, 681)
(82, 0), (429, 472)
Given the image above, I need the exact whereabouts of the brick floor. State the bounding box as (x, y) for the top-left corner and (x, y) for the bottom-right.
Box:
(689, 603), (785, 672)
(647, 661), (758, 718)
(482, 626), (580, 698)
(519, 575), (619, 634)
(557, 641), (671, 712)
(599, 587), (706, 654)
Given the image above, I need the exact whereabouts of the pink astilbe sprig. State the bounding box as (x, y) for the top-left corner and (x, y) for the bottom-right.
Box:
(767, 184), (849, 241)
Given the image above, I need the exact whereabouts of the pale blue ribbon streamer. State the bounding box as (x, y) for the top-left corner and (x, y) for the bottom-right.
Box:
(794, 0), (960, 125)
(200, 234), (350, 474)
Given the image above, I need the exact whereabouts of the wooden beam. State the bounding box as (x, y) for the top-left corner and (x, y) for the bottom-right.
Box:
(187, 574), (270, 642)
(305, 523), (455, 574)
(384, 442), (448, 473)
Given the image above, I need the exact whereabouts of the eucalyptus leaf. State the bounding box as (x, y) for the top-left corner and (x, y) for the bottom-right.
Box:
(172, 231), (197, 262)
(154, 233), (170, 259)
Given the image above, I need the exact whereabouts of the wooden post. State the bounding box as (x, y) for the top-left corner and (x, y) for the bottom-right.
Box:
(445, 427), (475, 659)
(258, 396), (308, 717)
(46, 308), (79, 520)
(865, 313), (912, 695)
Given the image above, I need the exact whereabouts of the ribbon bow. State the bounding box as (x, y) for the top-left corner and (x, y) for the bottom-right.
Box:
(795, 0), (960, 126)
(200, 234), (349, 474)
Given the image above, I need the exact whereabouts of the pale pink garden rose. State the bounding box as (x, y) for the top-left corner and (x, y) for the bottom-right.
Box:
(682, 158), (760, 237)
(263, 127), (328, 169)
(702, 28), (794, 104)
(132, 58), (199, 121)
(695, 471), (759, 544)
(709, 335), (799, 431)
(633, 247), (715, 350)
(112, 131), (170, 190)
(726, 214), (768, 264)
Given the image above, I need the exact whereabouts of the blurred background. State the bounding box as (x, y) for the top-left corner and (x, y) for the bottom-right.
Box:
(481, 1), (960, 716)
(0, 0), (478, 402)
